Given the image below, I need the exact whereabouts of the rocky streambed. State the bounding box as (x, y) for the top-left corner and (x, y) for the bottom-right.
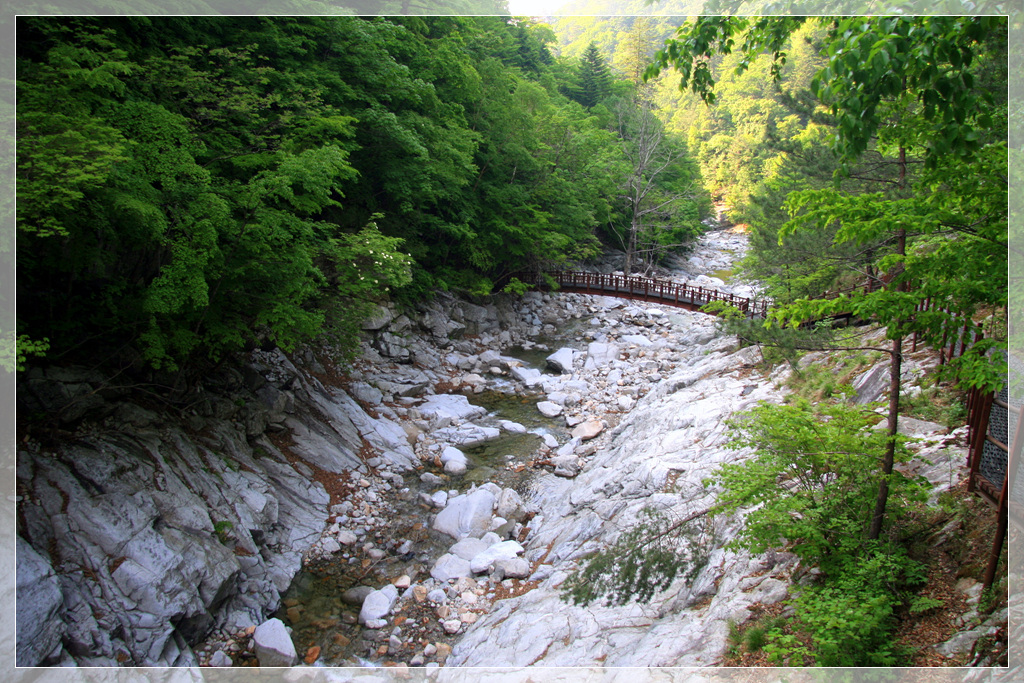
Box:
(15, 228), (992, 671)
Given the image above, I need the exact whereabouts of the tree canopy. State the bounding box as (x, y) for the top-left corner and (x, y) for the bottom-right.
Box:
(16, 15), (709, 379)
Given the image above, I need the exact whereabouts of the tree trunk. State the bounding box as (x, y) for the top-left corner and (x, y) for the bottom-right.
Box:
(867, 142), (908, 540)
(868, 333), (902, 539)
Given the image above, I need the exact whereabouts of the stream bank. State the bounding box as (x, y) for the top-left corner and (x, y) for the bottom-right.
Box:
(15, 228), (993, 671)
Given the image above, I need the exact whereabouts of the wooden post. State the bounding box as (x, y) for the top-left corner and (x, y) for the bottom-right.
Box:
(967, 391), (995, 492)
(982, 403), (1019, 589)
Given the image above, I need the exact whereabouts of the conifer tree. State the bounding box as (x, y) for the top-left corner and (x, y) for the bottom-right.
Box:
(577, 42), (612, 108)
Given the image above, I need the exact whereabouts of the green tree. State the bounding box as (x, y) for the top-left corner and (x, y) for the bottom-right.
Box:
(650, 15), (1007, 537)
(576, 42), (612, 108)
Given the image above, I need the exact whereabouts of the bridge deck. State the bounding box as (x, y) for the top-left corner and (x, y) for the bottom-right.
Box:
(529, 271), (770, 318)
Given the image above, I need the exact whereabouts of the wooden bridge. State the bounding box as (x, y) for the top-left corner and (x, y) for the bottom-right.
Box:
(525, 270), (770, 318)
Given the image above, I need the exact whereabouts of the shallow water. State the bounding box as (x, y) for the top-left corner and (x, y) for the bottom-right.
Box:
(275, 355), (570, 664)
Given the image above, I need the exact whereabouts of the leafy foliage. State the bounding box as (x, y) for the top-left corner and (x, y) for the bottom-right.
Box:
(712, 400), (931, 666)
(562, 507), (713, 607)
(712, 400), (927, 569)
(16, 16), (709, 379)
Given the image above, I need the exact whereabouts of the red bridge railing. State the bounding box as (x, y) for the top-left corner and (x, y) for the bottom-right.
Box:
(526, 271), (770, 318)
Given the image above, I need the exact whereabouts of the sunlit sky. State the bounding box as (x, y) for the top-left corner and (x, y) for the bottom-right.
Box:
(506, 0), (571, 17)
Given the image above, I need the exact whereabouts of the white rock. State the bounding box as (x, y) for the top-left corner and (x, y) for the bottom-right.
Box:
(432, 488), (497, 540)
(537, 401), (563, 418)
(441, 446), (468, 475)
(546, 348), (576, 373)
(499, 420), (527, 433)
(417, 394), (486, 426)
(494, 557), (531, 579)
(450, 537), (491, 561)
(470, 540), (525, 574)
(584, 342), (619, 369)
(253, 618), (297, 667)
(496, 488), (526, 522)
(570, 420), (603, 441)
(510, 366), (544, 387)
(431, 554), (473, 583)
(358, 585), (399, 624)
(551, 454), (582, 478)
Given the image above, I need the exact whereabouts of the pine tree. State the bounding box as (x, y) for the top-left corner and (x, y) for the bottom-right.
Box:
(577, 42), (612, 109)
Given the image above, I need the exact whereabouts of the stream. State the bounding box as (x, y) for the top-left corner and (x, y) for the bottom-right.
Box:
(267, 228), (756, 667)
(271, 320), (590, 666)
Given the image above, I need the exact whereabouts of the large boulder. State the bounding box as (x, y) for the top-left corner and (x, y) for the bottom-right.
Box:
(571, 420), (603, 441)
(432, 488), (496, 540)
(430, 554), (473, 583)
(358, 585), (399, 625)
(441, 446), (469, 475)
(469, 540), (525, 574)
(546, 348), (576, 374)
(852, 362), (890, 404)
(584, 342), (619, 370)
(253, 618), (297, 667)
(416, 394), (486, 427)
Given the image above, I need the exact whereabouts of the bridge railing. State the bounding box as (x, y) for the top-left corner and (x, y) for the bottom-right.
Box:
(530, 271), (770, 318)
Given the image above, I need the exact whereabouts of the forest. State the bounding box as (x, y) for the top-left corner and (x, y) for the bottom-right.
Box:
(552, 12), (1009, 667)
(16, 15), (708, 382)
(14, 9), (1011, 670)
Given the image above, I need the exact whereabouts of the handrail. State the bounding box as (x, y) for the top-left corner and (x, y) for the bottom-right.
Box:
(526, 270), (771, 319)
(523, 270), (927, 325)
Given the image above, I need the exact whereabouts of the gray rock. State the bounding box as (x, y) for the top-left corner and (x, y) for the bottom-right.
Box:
(359, 584), (399, 624)
(349, 382), (384, 406)
(417, 394), (486, 426)
(556, 438), (581, 457)
(16, 537), (65, 666)
(871, 415), (948, 436)
(253, 618), (297, 667)
(209, 650), (233, 667)
(470, 540), (525, 574)
(537, 401), (563, 418)
(852, 362), (891, 404)
(342, 585), (375, 606)
(546, 348), (576, 373)
(430, 554), (473, 583)
(570, 420), (603, 441)
(432, 488), (496, 539)
(362, 304), (395, 331)
(584, 342), (619, 369)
